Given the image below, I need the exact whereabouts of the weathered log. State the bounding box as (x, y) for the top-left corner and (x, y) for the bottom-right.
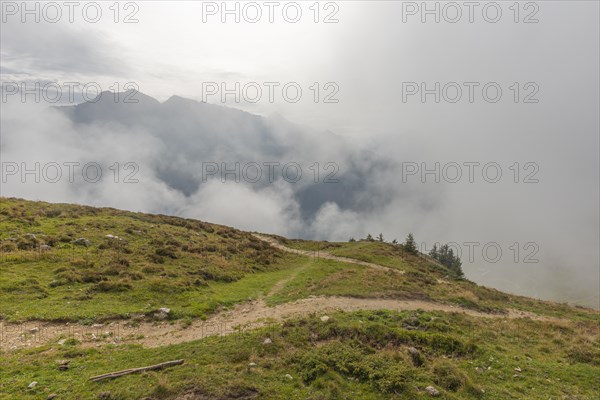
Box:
(89, 359), (184, 382)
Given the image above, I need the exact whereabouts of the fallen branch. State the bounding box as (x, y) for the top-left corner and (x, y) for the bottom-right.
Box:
(89, 359), (184, 382)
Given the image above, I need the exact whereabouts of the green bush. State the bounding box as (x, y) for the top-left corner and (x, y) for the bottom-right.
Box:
(92, 280), (133, 292)
(0, 241), (17, 252)
(297, 342), (416, 395)
(155, 247), (178, 258)
(432, 360), (482, 396)
(568, 345), (600, 365)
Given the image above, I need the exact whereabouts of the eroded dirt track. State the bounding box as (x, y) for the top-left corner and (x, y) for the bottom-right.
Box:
(1, 295), (553, 351)
(252, 234), (405, 274)
(0, 235), (561, 351)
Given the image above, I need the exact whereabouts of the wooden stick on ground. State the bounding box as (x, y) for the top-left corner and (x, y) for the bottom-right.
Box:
(89, 359), (184, 382)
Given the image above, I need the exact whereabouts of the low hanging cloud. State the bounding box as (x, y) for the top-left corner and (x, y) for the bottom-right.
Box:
(0, 92), (426, 236)
(1, 21), (128, 79)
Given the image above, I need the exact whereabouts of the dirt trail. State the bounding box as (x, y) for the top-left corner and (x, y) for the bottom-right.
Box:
(253, 234), (404, 274)
(1, 296), (552, 351)
(0, 235), (560, 351)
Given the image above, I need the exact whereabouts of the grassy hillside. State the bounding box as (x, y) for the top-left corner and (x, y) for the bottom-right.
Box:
(0, 197), (284, 321)
(0, 198), (598, 399)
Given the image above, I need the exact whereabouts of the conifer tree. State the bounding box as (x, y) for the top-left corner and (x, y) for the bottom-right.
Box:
(404, 233), (418, 255)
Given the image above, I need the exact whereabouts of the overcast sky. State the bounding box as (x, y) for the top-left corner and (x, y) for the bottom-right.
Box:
(1, 1), (599, 307)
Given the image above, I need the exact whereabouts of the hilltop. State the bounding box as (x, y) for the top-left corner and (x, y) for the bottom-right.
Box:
(0, 197), (598, 399)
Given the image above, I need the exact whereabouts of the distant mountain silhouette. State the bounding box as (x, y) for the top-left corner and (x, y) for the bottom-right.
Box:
(56, 91), (396, 220)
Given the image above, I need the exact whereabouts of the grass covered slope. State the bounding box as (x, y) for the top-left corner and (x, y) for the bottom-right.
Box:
(1, 197), (599, 399)
(0, 197), (285, 321)
(1, 197), (595, 323)
(2, 310), (598, 399)
(269, 236), (598, 321)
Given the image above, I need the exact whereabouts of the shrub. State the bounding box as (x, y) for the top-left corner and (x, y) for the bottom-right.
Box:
(141, 265), (163, 274)
(116, 258), (130, 267)
(80, 272), (104, 283)
(146, 278), (189, 293)
(56, 270), (82, 283)
(102, 265), (123, 276)
(155, 247), (178, 259)
(148, 254), (165, 264)
(70, 259), (92, 268)
(568, 345), (600, 365)
(93, 280), (132, 292)
(196, 267), (240, 283)
(17, 237), (38, 250)
(0, 242), (17, 252)
(44, 209), (62, 218)
(433, 361), (465, 391)
(298, 342), (416, 395)
(120, 271), (144, 281)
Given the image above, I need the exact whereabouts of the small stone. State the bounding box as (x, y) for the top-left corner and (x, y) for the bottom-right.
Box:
(28, 381), (38, 389)
(248, 362), (257, 367)
(57, 360), (70, 371)
(514, 367), (522, 372)
(29, 327), (39, 334)
(263, 338), (272, 345)
(425, 386), (440, 396)
(57, 339), (66, 345)
(284, 374), (293, 380)
(73, 238), (91, 247)
(154, 308), (171, 320)
(407, 347), (424, 367)
(47, 394), (57, 400)
(320, 316), (330, 322)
